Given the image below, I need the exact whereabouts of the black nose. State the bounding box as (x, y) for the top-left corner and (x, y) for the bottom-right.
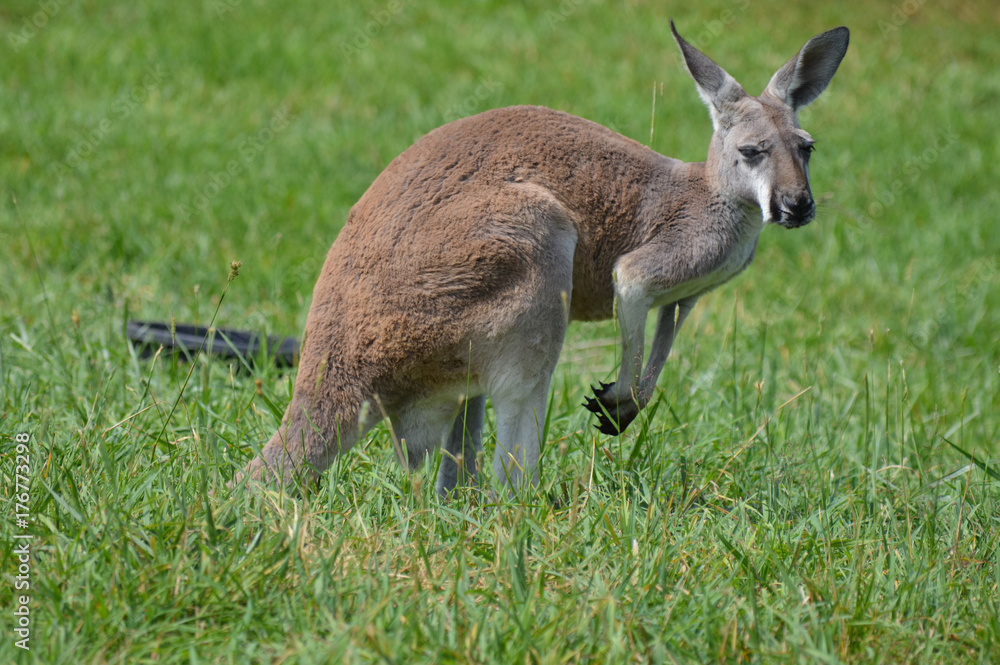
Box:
(782, 195), (814, 218)
(778, 194), (815, 227)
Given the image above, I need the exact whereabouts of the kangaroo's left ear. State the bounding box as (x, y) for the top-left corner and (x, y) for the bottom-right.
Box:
(670, 18), (748, 131)
(765, 26), (850, 111)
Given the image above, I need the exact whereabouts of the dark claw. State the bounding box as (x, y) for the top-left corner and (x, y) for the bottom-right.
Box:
(584, 381), (626, 435)
(595, 416), (621, 436)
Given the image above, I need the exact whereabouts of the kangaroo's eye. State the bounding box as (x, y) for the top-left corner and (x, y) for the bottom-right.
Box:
(801, 144), (816, 156)
(738, 146), (762, 159)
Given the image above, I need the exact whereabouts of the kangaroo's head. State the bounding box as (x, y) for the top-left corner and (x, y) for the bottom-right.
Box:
(671, 20), (849, 228)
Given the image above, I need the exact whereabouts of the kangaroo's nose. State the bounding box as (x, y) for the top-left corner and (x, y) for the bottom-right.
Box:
(782, 194), (814, 217)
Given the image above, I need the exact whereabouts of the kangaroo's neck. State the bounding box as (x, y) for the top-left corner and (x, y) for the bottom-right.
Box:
(642, 159), (763, 245)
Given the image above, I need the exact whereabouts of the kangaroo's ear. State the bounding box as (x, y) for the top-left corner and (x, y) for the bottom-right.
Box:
(765, 26), (850, 111)
(670, 19), (747, 131)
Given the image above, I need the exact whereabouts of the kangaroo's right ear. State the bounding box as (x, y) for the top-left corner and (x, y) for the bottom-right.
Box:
(765, 26), (850, 111)
(670, 18), (747, 131)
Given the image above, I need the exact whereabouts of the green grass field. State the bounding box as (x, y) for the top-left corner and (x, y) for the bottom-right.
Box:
(2, 0), (999, 662)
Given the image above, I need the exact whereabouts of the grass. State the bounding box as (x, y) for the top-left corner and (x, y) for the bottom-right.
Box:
(1, 0), (999, 662)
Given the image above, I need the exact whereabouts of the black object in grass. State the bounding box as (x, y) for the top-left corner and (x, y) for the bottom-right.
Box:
(126, 320), (299, 368)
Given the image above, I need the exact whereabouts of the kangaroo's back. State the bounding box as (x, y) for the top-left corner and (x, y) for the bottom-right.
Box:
(343, 105), (696, 321)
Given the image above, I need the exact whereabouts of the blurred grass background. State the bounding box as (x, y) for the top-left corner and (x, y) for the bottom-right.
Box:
(1, 0), (998, 662)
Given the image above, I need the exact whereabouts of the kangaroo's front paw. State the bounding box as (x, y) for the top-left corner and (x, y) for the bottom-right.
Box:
(582, 381), (639, 435)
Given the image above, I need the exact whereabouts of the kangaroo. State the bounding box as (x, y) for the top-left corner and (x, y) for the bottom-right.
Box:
(241, 21), (849, 497)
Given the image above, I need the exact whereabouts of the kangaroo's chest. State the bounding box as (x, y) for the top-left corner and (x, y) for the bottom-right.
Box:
(708, 233), (759, 287)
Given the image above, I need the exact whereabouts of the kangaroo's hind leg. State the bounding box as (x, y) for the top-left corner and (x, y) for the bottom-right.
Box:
(483, 217), (576, 497)
(436, 395), (486, 497)
(389, 399), (460, 472)
(490, 366), (555, 496)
